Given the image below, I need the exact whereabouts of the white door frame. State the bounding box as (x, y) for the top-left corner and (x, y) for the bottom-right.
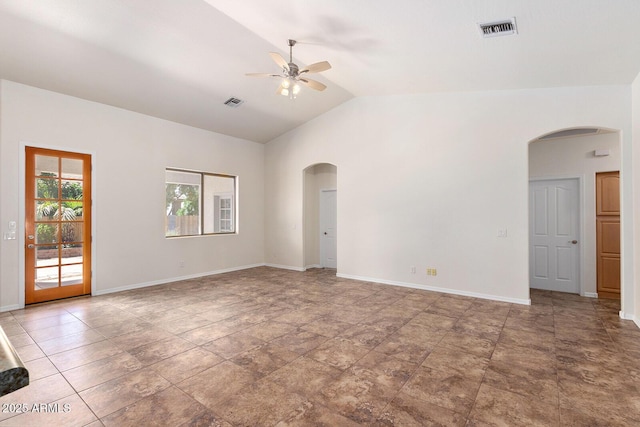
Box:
(529, 176), (585, 295)
(319, 188), (337, 269)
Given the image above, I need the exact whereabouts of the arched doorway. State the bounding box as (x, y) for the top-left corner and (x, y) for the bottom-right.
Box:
(303, 163), (337, 270)
(528, 127), (621, 300)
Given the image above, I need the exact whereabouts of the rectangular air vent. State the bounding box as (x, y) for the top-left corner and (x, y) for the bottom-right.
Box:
(478, 18), (518, 38)
(224, 97), (245, 108)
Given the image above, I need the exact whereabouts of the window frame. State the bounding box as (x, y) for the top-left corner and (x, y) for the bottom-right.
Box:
(165, 168), (237, 238)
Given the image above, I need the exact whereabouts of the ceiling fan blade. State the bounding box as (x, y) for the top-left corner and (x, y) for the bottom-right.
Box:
(245, 73), (280, 77)
(299, 78), (327, 91)
(269, 52), (289, 71)
(300, 61), (331, 74)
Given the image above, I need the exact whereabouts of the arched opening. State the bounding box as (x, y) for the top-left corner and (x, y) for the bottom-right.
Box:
(528, 127), (621, 302)
(303, 163), (337, 270)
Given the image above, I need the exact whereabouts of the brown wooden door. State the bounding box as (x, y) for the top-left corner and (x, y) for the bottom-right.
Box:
(25, 147), (92, 304)
(596, 171), (620, 299)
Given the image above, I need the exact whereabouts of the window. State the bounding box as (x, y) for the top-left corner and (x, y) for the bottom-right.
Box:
(165, 169), (236, 237)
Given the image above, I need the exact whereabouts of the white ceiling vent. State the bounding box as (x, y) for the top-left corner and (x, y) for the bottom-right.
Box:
(478, 18), (518, 38)
(223, 97), (245, 108)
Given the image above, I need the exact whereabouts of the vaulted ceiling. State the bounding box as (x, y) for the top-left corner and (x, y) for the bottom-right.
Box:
(1, 1), (640, 143)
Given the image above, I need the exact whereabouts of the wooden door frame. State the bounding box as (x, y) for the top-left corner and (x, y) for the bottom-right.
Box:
(528, 176), (585, 296)
(18, 142), (96, 308)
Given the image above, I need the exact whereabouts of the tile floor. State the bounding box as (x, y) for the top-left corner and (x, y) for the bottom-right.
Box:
(0, 267), (639, 426)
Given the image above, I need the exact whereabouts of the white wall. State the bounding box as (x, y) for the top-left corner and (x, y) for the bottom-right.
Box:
(0, 80), (265, 311)
(265, 85), (633, 307)
(633, 72), (640, 327)
(529, 132), (621, 296)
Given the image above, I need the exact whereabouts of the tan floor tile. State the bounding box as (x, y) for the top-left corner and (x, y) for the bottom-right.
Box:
(108, 328), (174, 351)
(23, 357), (59, 381)
(14, 343), (46, 362)
(101, 386), (208, 427)
(379, 391), (467, 426)
(336, 323), (394, 349)
(153, 315), (213, 335)
(402, 364), (482, 416)
(48, 340), (124, 371)
(270, 330), (329, 355)
(451, 317), (503, 342)
(276, 400), (361, 426)
(266, 356), (342, 397)
(178, 361), (257, 412)
(559, 376), (640, 422)
(438, 331), (496, 359)
(422, 346), (489, 381)
(244, 320), (298, 341)
(306, 337), (370, 370)
(150, 347), (224, 384)
(38, 330), (106, 356)
(468, 383), (559, 426)
(179, 323), (237, 346)
(498, 326), (555, 353)
(483, 361), (559, 405)
(18, 312), (78, 332)
(201, 331), (265, 359)
(5, 332), (35, 348)
(62, 352), (143, 391)
(79, 367), (171, 418)
(128, 336), (196, 365)
(93, 319), (152, 338)
(300, 317), (353, 338)
(231, 342), (299, 377)
(28, 320), (91, 343)
(216, 379), (311, 426)
(373, 324), (444, 363)
(318, 370), (397, 424)
(3, 268), (637, 426)
(0, 392), (97, 427)
(0, 374), (76, 422)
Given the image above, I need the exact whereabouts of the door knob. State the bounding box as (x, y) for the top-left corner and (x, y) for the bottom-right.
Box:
(27, 244), (35, 249)
(570, 240), (578, 244)
(324, 232), (328, 235)
(28, 235), (34, 240)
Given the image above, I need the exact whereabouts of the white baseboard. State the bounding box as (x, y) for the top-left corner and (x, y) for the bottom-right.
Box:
(619, 311), (640, 329)
(336, 273), (531, 305)
(304, 264), (322, 270)
(0, 304), (21, 313)
(619, 310), (634, 321)
(92, 263), (265, 296)
(582, 292), (598, 298)
(264, 263), (305, 272)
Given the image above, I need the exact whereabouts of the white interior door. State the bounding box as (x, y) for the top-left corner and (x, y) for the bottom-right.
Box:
(320, 189), (337, 269)
(529, 179), (580, 293)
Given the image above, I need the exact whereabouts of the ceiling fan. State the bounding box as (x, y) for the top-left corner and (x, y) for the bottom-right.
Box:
(246, 39), (331, 98)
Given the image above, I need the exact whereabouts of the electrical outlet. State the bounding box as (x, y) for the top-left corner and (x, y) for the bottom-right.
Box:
(179, 261), (185, 268)
(410, 266), (416, 274)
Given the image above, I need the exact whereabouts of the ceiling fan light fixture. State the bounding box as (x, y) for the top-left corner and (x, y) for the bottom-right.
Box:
(280, 78), (300, 99)
(247, 39), (331, 99)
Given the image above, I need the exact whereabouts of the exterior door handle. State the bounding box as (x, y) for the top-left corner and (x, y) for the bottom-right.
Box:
(27, 244), (35, 249)
(27, 235), (34, 240)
